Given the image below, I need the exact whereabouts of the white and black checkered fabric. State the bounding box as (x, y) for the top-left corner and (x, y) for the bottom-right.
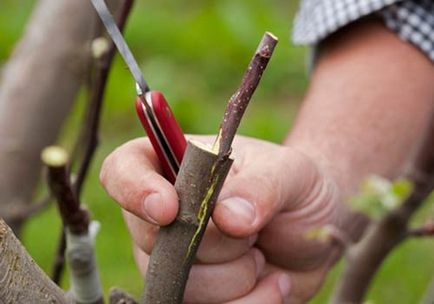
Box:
(293, 0), (434, 61)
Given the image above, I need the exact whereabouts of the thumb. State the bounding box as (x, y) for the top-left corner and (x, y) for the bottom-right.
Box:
(212, 147), (322, 238)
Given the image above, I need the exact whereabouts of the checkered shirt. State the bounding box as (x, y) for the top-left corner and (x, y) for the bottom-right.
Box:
(293, 0), (434, 62)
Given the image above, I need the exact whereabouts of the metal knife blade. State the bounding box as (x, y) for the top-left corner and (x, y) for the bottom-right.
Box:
(90, 0), (150, 95)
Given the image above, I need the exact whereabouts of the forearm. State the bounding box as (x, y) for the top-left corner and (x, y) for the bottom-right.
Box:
(286, 18), (434, 196)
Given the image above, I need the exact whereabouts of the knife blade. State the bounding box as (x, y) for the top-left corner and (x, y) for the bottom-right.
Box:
(90, 0), (187, 183)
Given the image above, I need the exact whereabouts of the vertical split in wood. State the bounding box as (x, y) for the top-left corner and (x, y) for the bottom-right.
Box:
(142, 142), (233, 303)
(141, 31), (278, 304)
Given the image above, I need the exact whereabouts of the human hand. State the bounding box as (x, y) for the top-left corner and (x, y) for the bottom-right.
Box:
(100, 135), (342, 303)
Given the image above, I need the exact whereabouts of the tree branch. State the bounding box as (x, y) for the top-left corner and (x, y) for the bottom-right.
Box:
(0, 0), (121, 235)
(332, 116), (434, 303)
(52, 0), (135, 284)
(42, 146), (104, 304)
(214, 32), (278, 156)
(0, 218), (70, 303)
(142, 32), (278, 304)
(74, 0), (134, 197)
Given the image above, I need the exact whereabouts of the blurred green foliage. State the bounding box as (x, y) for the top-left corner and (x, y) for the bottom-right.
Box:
(350, 176), (413, 221)
(1, 0), (433, 303)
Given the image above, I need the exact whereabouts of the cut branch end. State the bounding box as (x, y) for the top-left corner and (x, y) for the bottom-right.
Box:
(41, 146), (69, 167)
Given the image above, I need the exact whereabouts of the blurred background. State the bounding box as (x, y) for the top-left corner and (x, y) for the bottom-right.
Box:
(1, 0), (433, 302)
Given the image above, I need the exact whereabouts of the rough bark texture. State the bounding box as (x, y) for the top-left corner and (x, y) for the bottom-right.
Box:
(0, 218), (70, 303)
(142, 141), (233, 303)
(0, 0), (120, 234)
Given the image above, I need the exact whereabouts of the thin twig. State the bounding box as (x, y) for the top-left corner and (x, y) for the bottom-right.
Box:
(51, 0), (135, 284)
(214, 32), (278, 156)
(407, 219), (434, 237)
(51, 230), (67, 285)
(42, 147), (103, 304)
(74, 0), (134, 196)
(332, 115), (434, 303)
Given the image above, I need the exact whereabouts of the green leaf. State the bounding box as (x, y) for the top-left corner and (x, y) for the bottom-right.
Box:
(349, 176), (414, 220)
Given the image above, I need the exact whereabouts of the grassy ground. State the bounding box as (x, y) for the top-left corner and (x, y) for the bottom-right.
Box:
(2, 0), (434, 302)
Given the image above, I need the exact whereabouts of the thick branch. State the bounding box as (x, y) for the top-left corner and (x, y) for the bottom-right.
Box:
(0, 219), (70, 303)
(142, 32), (278, 304)
(215, 32), (278, 155)
(407, 220), (434, 237)
(142, 142), (233, 303)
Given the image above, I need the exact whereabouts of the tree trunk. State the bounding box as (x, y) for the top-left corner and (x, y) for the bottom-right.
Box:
(0, 0), (120, 234)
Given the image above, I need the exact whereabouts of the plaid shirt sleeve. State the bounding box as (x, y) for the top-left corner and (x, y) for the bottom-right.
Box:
(293, 0), (434, 62)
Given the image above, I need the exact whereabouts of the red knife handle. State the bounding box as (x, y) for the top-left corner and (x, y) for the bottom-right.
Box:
(135, 91), (186, 184)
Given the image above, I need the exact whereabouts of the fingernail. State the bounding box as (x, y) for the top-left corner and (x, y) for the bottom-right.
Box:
(219, 197), (255, 226)
(278, 274), (291, 297)
(143, 193), (162, 224)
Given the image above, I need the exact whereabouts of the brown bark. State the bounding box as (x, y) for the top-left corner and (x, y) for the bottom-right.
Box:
(142, 32), (278, 304)
(0, 0), (120, 234)
(0, 218), (70, 303)
(142, 141), (233, 303)
(109, 288), (138, 304)
(215, 32), (278, 155)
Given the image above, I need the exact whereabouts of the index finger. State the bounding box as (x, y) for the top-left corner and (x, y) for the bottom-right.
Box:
(99, 137), (179, 225)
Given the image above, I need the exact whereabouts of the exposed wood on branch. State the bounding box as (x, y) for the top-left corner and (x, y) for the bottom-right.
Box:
(42, 146), (89, 235)
(142, 32), (278, 304)
(142, 142), (233, 303)
(0, 219), (70, 303)
(74, 0), (134, 197)
(214, 32), (278, 156)
(42, 146), (104, 303)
